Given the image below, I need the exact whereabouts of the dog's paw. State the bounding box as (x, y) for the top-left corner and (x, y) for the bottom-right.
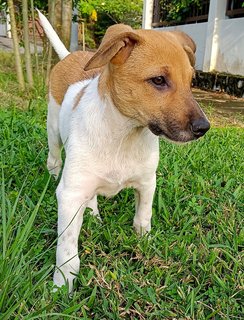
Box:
(53, 269), (74, 293)
(87, 196), (101, 221)
(47, 157), (62, 179)
(133, 220), (151, 236)
(89, 209), (102, 222)
(48, 167), (62, 180)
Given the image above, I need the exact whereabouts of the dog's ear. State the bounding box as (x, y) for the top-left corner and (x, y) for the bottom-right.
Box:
(84, 24), (141, 71)
(170, 31), (196, 67)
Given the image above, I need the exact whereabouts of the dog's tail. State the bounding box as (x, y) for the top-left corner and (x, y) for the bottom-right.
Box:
(37, 9), (70, 60)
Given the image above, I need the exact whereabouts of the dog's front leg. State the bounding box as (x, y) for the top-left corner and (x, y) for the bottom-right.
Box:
(53, 177), (95, 292)
(133, 174), (156, 235)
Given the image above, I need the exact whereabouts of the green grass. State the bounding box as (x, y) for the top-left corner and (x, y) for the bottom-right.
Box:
(0, 52), (243, 319)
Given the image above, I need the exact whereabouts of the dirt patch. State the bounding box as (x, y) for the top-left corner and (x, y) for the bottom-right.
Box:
(193, 88), (244, 128)
(193, 88), (244, 113)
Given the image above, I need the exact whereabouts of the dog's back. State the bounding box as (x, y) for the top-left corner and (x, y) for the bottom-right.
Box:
(37, 9), (100, 106)
(50, 51), (99, 105)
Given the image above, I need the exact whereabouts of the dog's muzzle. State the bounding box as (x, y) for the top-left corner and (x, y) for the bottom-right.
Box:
(148, 117), (210, 142)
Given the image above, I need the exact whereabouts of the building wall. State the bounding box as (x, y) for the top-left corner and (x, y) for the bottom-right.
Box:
(0, 23), (6, 36)
(144, 0), (244, 76)
(156, 17), (244, 76)
(0, 11), (7, 36)
(215, 17), (244, 75)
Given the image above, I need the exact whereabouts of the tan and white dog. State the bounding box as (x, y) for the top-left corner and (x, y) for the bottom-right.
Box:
(38, 11), (210, 292)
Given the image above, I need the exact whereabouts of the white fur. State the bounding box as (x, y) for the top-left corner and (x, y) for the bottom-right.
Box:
(49, 77), (159, 291)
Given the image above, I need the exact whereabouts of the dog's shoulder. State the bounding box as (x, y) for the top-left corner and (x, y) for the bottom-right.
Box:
(50, 51), (101, 105)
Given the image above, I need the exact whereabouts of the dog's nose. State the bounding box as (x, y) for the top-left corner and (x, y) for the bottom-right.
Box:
(191, 118), (210, 138)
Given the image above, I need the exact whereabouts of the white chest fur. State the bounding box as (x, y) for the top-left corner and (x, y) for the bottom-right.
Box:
(59, 77), (159, 197)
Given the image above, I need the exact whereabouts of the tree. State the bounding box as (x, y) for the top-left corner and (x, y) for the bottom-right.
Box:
(52, 0), (72, 50)
(76, 0), (143, 46)
(159, 0), (201, 22)
(5, 0), (74, 91)
(62, 0), (72, 49)
(77, 0), (143, 27)
(30, 0), (40, 73)
(22, 0), (34, 87)
(46, 0), (55, 85)
(7, 0), (25, 90)
(54, 0), (63, 39)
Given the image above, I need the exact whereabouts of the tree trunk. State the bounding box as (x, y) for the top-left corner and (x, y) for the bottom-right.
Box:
(55, 0), (62, 38)
(30, 0), (39, 73)
(46, 0), (55, 85)
(62, 0), (72, 50)
(51, 0), (62, 61)
(7, 0), (25, 90)
(22, 0), (33, 88)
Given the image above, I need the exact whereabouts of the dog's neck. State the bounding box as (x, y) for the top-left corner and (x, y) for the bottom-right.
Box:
(81, 75), (157, 150)
(89, 76), (140, 131)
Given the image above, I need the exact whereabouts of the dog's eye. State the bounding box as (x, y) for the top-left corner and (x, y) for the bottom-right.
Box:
(150, 76), (168, 89)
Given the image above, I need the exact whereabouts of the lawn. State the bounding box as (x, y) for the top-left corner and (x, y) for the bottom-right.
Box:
(0, 53), (243, 319)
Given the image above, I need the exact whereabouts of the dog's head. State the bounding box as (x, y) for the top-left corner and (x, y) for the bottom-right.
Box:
(85, 24), (210, 143)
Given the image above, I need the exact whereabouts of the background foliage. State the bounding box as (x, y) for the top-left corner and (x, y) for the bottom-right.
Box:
(159, 0), (201, 22)
(0, 0), (212, 48)
(76, 0), (143, 46)
(0, 0), (47, 11)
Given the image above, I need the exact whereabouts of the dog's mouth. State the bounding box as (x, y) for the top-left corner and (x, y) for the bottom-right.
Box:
(148, 119), (210, 143)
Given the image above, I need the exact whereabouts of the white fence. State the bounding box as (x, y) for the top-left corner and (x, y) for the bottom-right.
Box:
(143, 0), (244, 76)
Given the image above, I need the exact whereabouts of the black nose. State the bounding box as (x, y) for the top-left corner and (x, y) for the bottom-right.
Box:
(191, 118), (210, 138)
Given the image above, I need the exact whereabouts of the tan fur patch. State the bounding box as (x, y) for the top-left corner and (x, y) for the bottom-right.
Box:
(49, 51), (101, 105)
(73, 84), (88, 110)
(95, 29), (200, 130)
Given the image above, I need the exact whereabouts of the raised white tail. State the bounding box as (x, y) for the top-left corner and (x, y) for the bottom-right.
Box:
(37, 9), (70, 60)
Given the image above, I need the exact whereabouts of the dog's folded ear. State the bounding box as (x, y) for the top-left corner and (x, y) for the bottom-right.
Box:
(169, 31), (196, 67)
(84, 24), (141, 71)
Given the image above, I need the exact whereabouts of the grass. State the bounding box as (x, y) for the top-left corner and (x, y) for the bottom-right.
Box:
(0, 52), (243, 319)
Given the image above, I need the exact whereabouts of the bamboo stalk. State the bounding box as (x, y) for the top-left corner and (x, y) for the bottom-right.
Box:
(30, 0), (39, 73)
(22, 0), (34, 88)
(82, 22), (85, 51)
(62, 0), (73, 50)
(46, 0), (55, 85)
(7, 0), (25, 90)
(55, 0), (62, 38)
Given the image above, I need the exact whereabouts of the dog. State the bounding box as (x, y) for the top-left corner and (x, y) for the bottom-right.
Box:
(38, 10), (210, 292)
